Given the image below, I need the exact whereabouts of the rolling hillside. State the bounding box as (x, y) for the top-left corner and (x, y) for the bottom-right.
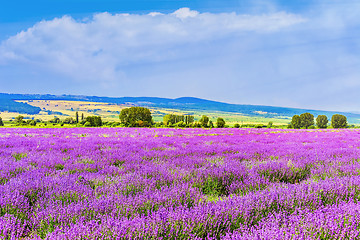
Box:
(1, 93), (360, 124)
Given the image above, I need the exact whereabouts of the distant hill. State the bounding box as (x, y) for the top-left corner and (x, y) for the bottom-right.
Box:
(1, 93), (360, 124)
(0, 98), (41, 114)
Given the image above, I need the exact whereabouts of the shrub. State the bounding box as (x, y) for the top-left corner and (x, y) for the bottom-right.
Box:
(234, 123), (240, 128)
(29, 120), (37, 126)
(176, 121), (186, 128)
(0, 117), (3, 126)
(84, 122), (92, 127)
(216, 118), (226, 128)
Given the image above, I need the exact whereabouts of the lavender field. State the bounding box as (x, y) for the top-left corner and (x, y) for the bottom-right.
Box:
(1, 127), (360, 239)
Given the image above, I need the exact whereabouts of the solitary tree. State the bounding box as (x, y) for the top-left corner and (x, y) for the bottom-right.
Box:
(119, 107), (152, 127)
(291, 115), (301, 129)
(75, 112), (79, 123)
(216, 118), (226, 128)
(81, 113), (84, 121)
(300, 112), (314, 129)
(199, 115), (209, 128)
(331, 114), (347, 128)
(0, 117), (4, 126)
(316, 115), (328, 129)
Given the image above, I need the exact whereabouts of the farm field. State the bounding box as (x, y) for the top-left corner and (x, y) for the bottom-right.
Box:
(1, 128), (360, 239)
(6, 100), (289, 125)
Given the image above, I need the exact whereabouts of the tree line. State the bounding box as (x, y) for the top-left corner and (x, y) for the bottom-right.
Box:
(0, 107), (353, 129)
(290, 113), (347, 129)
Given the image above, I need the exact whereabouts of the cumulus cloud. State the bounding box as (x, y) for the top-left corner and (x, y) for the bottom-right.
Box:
(0, 8), (305, 85)
(1, 4), (360, 112)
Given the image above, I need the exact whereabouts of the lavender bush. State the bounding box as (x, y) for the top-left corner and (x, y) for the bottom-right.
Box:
(1, 127), (360, 239)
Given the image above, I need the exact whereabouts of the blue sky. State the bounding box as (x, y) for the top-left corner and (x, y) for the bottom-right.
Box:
(1, 0), (360, 111)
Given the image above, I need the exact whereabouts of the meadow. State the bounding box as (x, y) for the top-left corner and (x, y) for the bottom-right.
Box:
(1, 127), (360, 239)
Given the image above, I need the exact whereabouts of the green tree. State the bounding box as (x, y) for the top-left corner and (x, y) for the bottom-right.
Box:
(85, 116), (102, 127)
(15, 115), (25, 125)
(291, 115), (301, 129)
(199, 115), (209, 128)
(75, 112), (79, 123)
(209, 120), (214, 128)
(81, 113), (84, 121)
(50, 117), (60, 124)
(216, 118), (225, 128)
(119, 107), (152, 127)
(331, 114), (347, 128)
(185, 115), (194, 125)
(234, 123), (240, 128)
(0, 117), (4, 126)
(316, 115), (328, 129)
(300, 112), (314, 129)
(64, 117), (75, 124)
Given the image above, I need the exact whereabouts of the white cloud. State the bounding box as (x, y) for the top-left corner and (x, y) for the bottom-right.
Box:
(0, 8), (305, 85)
(172, 7), (199, 19)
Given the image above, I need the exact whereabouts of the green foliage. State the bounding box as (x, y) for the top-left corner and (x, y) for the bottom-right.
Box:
(13, 153), (27, 161)
(163, 114), (194, 126)
(0, 117), (4, 126)
(267, 121), (273, 128)
(291, 115), (301, 129)
(331, 114), (347, 128)
(49, 117), (60, 124)
(119, 107), (152, 127)
(85, 116), (102, 127)
(28, 120), (37, 126)
(234, 123), (240, 128)
(75, 111), (79, 123)
(63, 117), (75, 124)
(84, 122), (92, 127)
(199, 115), (209, 128)
(300, 112), (314, 129)
(208, 120), (214, 128)
(185, 115), (195, 125)
(15, 115), (25, 125)
(175, 121), (186, 128)
(316, 115), (328, 128)
(216, 118), (225, 128)
(54, 164), (64, 170)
